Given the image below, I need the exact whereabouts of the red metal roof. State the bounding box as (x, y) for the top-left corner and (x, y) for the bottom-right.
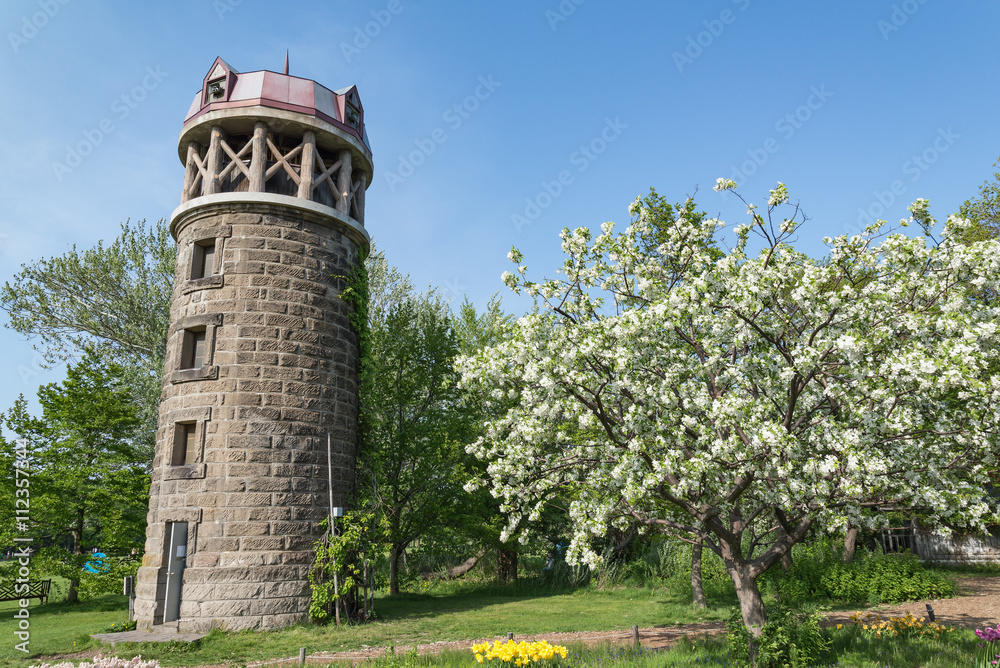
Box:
(182, 57), (371, 154)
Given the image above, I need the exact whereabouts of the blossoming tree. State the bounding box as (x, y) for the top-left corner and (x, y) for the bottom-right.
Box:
(458, 181), (1000, 638)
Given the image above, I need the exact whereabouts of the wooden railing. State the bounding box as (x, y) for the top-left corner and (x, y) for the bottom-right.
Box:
(181, 123), (365, 224)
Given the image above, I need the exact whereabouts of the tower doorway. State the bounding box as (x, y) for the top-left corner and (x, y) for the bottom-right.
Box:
(163, 522), (188, 623)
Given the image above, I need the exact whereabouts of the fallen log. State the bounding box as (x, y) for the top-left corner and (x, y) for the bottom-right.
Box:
(421, 550), (486, 581)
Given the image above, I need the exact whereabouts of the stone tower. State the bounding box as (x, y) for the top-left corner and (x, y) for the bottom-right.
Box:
(134, 57), (372, 632)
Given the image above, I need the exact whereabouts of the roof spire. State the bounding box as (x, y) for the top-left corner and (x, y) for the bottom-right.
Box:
(283, 50), (289, 75)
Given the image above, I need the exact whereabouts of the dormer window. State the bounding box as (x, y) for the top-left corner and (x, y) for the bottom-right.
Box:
(208, 78), (225, 102)
(346, 106), (360, 131)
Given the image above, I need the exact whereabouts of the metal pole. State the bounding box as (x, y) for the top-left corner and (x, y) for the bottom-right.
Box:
(327, 433), (341, 627)
(327, 433), (335, 520)
(332, 531), (341, 627)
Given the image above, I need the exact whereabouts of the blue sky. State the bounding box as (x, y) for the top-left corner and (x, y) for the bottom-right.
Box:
(2, 0), (999, 413)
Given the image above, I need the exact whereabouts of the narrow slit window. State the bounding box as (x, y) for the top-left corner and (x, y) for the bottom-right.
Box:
(171, 423), (198, 466)
(191, 240), (216, 280)
(181, 329), (207, 369)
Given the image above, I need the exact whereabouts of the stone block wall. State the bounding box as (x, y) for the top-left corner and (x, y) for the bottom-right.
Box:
(134, 204), (361, 631)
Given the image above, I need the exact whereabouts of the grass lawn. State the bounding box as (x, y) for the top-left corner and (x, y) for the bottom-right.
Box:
(0, 575), (993, 667)
(0, 577), (133, 664)
(0, 581), (731, 666)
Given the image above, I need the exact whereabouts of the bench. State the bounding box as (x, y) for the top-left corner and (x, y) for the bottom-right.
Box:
(0, 579), (51, 605)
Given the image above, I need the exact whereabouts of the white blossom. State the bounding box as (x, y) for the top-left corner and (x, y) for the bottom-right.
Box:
(458, 187), (1000, 633)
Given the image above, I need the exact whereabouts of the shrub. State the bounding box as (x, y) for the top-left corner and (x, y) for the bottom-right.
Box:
(727, 605), (829, 668)
(78, 556), (141, 600)
(766, 538), (955, 604)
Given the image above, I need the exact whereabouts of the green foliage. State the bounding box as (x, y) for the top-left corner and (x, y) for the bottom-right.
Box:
(309, 511), (388, 623)
(538, 559), (593, 589)
(960, 156), (1000, 240)
(0, 351), (148, 600)
(634, 188), (716, 260)
(0, 218), (174, 366)
(341, 254), (372, 453)
(357, 247), (505, 593)
(766, 540), (955, 604)
(367, 646), (425, 668)
(0, 219), (175, 457)
(623, 538), (732, 596)
(77, 555), (141, 600)
(727, 604), (829, 668)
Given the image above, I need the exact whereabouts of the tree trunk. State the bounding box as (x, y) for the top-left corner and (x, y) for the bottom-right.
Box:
(843, 524), (859, 563)
(720, 540), (768, 660)
(498, 544), (518, 584)
(389, 543), (403, 595)
(691, 541), (706, 609)
(67, 578), (80, 603)
(777, 526), (793, 571)
(67, 509), (83, 603)
(731, 567), (767, 635)
(727, 562), (768, 663)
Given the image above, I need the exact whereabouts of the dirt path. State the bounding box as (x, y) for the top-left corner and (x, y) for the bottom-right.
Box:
(825, 575), (1000, 631)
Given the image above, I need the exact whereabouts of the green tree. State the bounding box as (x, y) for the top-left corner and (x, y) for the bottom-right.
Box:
(0, 219), (175, 456)
(357, 249), (480, 594)
(0, 350), (148, 601)
(960, 155), (1000, 241)
(453, 296), (524, 583)
(460, 182), (1000, 652)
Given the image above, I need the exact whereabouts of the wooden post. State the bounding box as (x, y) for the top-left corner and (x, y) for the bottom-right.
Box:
(353, 172), (367, 224)
(298, 647), (306, 667)
(632, 625), (639, 648)
(182, 141), (201, 203)
(368, 559), (376, 614)
(297, 131), (316, 200)
(249, 122), (267, 192)
(361, 559), (368, 619)
(507, 632), (513, 641)
(204, 125), (224, 195)
(336, 149), (353, 215)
